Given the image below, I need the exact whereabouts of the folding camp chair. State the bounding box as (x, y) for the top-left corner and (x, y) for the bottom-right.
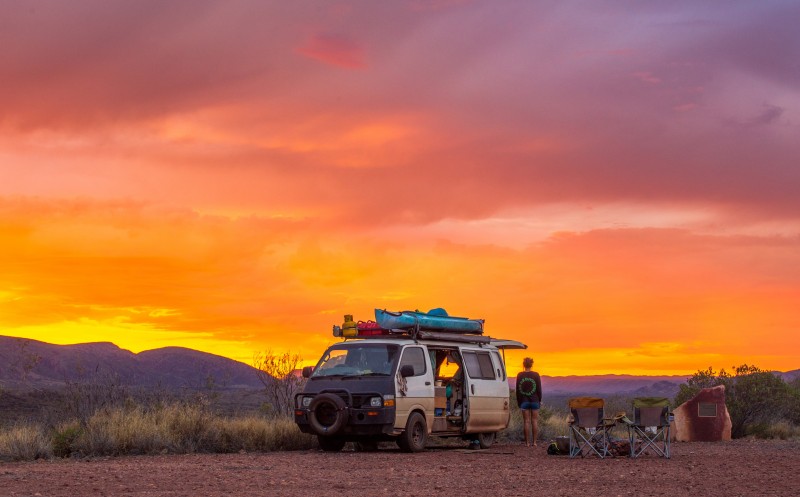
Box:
(626, 397), (671, 458)
(568, 397), (613, 458)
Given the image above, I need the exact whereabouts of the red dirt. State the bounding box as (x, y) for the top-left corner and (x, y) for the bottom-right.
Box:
(2, 439), (798, 497)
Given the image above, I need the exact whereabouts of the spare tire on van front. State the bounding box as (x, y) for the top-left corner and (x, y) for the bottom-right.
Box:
(308, 393), (348, 436)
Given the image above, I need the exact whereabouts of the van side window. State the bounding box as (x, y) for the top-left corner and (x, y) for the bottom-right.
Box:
(491, 351), (506, 380)
(463, 351), (496, 380)
(399, 347), (427, 376)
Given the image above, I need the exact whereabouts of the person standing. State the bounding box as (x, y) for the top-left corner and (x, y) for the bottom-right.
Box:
(516, 357), (542, 447)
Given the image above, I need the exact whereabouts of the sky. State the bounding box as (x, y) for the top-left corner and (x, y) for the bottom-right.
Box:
(1, 0), (799, 376)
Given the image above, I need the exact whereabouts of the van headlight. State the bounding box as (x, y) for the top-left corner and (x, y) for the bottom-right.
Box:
(369, 396), (383, 407)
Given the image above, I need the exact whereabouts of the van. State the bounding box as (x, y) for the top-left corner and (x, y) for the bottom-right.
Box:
(293, 333), (526, 452)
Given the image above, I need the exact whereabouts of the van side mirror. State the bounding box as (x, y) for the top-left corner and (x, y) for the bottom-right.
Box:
(302, 366), (314, 378)
(399, 364), (414, 377)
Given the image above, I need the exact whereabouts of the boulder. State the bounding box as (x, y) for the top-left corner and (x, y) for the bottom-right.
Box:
(671, 385), (731, 442)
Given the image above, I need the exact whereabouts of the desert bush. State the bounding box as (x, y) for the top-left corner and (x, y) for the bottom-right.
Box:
(78, 406), (168, 456)
(602, 395), (638, 418)
(220, 416), (316, 452)
(744, 420), (800, 440)
(500, 403), (565, 443)
(499, 406), (522, 442)
(0, 424), (52, 461)
(253, 350), (306, 418)
(675, 364), (798, 438)
(62, 370), (129, 426)
(51, 421), (83, 458)
(161, 399), (220, 452)
(539, 409), (569, 441)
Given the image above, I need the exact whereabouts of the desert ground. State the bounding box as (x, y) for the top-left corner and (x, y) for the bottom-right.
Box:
(2, 439), (798, 497)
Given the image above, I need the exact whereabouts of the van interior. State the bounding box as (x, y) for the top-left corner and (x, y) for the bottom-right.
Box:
(430, 348), (466, 433)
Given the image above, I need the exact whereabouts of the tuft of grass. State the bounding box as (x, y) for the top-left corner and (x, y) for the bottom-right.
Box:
(745, 420), (800, 440)
(161, 402), (219, 453)
(0, 424), (52, 461)
(220, 416), (316, 452)
(539, 411), (570, 440)
(51, 421), (83, 458)
(499, 405), (568, 444)
(77, 406), (167, 456)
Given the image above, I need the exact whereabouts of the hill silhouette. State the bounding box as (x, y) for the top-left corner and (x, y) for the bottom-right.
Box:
(0, 335), (263, 390)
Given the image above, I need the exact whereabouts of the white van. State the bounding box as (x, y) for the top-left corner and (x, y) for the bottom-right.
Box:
(294, 334), (526, 452)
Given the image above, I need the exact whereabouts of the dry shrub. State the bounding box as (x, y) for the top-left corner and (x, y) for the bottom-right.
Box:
(746, 420), (800, 440)
(76, 406), (166, 456)
(72, 402), (216, 455)
(499, 404), (567, 443)
(160, 401), (220, 453)
(2, 399), (315, 459)
(51, 421), (83, 458)
(0, 424), (52, 461)
(66, 401), (314, 456)
(539, 412), (569, 440)
(219, 416), (315, 452)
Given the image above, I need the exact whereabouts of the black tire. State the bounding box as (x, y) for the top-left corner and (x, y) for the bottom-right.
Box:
(308, 393), (348, 436)
(318, 435), (346, 452)
(397, 412), (427, 453)
(353, 439), (379, 452)
(477, 432), (496, 449)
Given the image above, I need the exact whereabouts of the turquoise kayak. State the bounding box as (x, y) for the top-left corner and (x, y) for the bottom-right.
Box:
(375, 308), (484, 334)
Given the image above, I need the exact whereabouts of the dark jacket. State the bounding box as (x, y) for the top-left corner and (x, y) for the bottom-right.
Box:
(515, 370), (542, 406)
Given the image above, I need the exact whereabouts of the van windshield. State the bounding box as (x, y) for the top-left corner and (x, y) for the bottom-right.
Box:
(312, 343), (401, 377)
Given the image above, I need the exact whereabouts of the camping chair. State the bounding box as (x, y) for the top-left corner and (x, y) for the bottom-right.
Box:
(568, 397), (612, 458)
(626, 397), (671, 459)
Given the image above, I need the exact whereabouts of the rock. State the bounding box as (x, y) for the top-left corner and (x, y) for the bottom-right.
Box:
(671, 385), (732, 442)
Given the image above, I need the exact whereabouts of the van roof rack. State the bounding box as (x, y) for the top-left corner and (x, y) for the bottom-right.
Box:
(343, 328), (528, 348)
(344, 330), (490, 345)
(344, 332), (526, 350)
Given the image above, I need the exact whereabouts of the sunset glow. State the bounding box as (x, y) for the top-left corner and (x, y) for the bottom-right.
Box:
(2, 1), (799, 376)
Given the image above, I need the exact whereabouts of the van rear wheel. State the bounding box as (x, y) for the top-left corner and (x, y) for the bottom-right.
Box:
(397, 412), (427, 452)
(477, 432), (496, 449)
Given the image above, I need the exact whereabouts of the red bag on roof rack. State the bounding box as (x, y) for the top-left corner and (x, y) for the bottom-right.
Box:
(357, 320), (387, 336)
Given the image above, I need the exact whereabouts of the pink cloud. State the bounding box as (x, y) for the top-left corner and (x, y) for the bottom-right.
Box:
(673, 102), (698, 112)
(632, 71), (662, 84)
(295, 33), (366, 69)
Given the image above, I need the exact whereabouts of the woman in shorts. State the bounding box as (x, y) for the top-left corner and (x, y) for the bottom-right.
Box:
(516, 357), (542, 447)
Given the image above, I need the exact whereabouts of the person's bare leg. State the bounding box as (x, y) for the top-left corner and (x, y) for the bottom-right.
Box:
(531, 409), (540, 446)
(522, 410), (531, 446)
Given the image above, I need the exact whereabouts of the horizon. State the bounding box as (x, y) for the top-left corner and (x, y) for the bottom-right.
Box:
(7, 333), (798, 379)
(2, 2), (799, 376)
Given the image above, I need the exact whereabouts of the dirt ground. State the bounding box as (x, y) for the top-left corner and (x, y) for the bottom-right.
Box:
(2, 439), (799, 497)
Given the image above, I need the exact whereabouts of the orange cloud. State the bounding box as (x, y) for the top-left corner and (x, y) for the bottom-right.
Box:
(2, 196), (800, 374)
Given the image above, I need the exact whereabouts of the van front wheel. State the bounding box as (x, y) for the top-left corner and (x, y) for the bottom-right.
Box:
(397, 412), (427, 452)
(318, 435), (346, 452)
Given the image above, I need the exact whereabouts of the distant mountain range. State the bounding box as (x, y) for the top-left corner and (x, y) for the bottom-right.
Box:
(510, 370), (800, 398)
(0, 335), (263, 390)
(508, 375), (690, 398)
(2, 335), (797, 398)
